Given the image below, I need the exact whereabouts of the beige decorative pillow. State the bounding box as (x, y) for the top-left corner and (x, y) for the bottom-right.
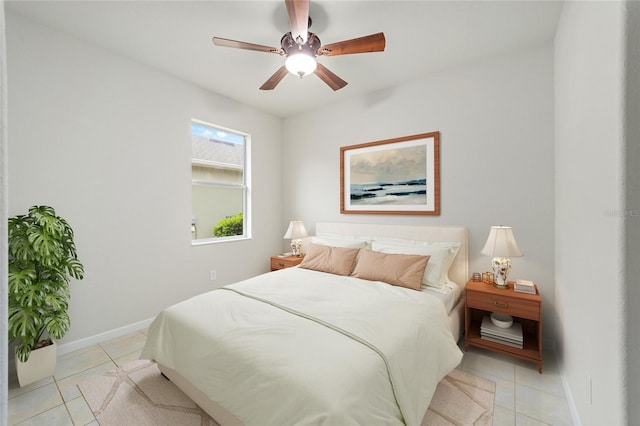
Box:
(351, 249), (430, 291)
(298, 242), (361, 276)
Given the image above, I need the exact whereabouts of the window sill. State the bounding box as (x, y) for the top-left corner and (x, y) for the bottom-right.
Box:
(191, 235), (250, 246)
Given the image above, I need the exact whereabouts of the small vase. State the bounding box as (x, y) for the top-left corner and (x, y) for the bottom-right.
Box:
(15, 340), (57, 387)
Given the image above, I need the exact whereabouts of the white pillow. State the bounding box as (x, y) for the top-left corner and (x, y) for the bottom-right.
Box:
(311, 235), (369, 249)
(370, 240), (460, 289)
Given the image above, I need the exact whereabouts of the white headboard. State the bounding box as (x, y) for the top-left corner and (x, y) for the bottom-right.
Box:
(315, 222), (469, 287)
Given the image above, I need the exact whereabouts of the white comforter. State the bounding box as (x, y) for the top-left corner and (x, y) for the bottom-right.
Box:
(141, 267), (462, 426)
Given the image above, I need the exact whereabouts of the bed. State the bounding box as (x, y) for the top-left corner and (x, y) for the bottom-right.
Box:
(141, 222), (468, 426)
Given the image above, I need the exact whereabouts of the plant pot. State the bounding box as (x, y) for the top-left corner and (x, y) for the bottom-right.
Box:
(15, 340), (57, 387)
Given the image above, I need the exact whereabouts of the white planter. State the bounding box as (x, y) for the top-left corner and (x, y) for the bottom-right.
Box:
(15, 340), (57, 387)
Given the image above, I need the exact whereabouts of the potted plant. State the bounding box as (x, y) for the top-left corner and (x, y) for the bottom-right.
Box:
(8, 205), (84, 386)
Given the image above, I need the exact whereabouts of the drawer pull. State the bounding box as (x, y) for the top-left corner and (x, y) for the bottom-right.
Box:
(492, 300), (509, 308)
(278, 262), (285, 267)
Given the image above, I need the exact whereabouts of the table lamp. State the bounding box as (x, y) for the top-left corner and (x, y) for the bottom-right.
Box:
(283, 220), (308, 257)
(480, 226), (523, 289)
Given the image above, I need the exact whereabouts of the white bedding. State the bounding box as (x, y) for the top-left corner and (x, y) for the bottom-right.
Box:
(422, 280), (462, 313)
(141, 267), (463, 426)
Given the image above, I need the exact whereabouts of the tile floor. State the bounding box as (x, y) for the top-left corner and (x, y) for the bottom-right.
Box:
(457, 344), (573, 425)
(7, 331), (574, 425)
(7, 330), (149, 425)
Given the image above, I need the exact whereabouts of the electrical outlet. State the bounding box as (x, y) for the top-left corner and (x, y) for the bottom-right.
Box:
(210, 270), (217, 281)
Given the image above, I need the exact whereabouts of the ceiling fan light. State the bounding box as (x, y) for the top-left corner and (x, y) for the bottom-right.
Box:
(285, 53), (317, 77)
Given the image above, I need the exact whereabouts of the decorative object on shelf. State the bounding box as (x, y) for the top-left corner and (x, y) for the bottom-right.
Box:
(340, 132), (440, 215)
(283, 220), (308, 257)
(490, 312), (514, 329)
(480, 226), (523, 289)
(482, 272), (494, 284)
(472, 272), (482, 282)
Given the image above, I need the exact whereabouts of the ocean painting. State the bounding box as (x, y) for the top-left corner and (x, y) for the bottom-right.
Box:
(349, 145), (427, 206)
(341, 132), (440, 215)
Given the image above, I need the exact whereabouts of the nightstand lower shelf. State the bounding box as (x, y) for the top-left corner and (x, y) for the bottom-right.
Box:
(465, 317), (541, 370)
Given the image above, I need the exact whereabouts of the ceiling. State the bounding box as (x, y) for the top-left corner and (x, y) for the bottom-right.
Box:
(5, 0), (563, 118)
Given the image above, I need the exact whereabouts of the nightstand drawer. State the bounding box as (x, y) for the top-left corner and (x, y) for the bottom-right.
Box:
(270, 256), (304, 271)
(466, 290), (540, 320)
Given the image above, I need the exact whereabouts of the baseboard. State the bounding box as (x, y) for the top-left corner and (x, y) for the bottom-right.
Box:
(560, 369), (582, 426)
(56, 317), (155, 356)
(538, 338), (581, 426)
(8, 317), (155, 374)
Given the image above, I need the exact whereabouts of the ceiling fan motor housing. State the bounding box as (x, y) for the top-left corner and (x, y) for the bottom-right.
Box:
(281, 32), (321, 57)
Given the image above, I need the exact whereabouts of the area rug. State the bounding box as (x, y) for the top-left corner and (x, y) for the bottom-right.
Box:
(78, 360), (495, 426)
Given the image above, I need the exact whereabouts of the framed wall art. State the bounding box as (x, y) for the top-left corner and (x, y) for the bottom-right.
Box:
(340, 132), (440, 215)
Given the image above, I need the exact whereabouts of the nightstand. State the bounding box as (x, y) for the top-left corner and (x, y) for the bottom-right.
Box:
(464, 279), (542, 373)
(270, 255), (304, 271)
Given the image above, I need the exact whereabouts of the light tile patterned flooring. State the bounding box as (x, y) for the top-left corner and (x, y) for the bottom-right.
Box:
(8, 331), (574, 425)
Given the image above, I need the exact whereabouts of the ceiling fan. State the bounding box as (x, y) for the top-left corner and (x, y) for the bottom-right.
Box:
(212, 0), (386, 91)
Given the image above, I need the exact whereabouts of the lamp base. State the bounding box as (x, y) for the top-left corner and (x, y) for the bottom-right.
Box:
(491, 257), (512, 289)
(290, 239), (303, 257)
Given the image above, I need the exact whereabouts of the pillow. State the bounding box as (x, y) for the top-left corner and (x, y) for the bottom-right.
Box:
(370, 237), (461, 259)
(315, 232), (370, 240)
(298, 242), (361, 276)
(370, 240), (460, 289)
(311, 235), (368, 249)
(351, 249), (430, 291)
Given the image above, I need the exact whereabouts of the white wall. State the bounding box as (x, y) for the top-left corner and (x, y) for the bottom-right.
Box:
(6, 13), (283, 345)
(624, 2), (640, 423)
(1, 2), (9, 423)
(554, 1), (628, 424)
(283, 46), (557, 344)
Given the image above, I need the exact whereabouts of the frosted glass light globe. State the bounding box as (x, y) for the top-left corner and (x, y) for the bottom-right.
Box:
(285, 53), (317, 77)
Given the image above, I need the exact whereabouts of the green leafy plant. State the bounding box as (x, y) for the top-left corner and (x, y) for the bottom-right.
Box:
(8, 205), (84, 362)
(212, 212), (243, 237)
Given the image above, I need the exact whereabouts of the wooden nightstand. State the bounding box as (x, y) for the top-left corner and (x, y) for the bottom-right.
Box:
(270, 255), (304, 271)
(465, 279), (543, 373)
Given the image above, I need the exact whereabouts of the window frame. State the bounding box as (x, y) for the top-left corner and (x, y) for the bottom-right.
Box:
(190, 118), (251, 245)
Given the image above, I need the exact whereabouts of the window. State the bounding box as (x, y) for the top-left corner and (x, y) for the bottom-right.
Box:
(191, 119), (250, 243)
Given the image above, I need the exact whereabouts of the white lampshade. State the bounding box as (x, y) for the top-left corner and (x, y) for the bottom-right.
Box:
(480, 226), (523, 258)
(285, 53), (317, 77)
(283, 221), (308, 240)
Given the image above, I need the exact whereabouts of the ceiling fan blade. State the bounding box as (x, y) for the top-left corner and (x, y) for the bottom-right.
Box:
(317, 32), (386, 56)
(212, 37), (283, 55)
(315, 63), (347, 91)
(285, 0), (310, 44)
(260, 66), (289, 90)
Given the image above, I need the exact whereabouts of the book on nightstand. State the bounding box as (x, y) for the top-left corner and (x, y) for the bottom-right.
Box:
(514, 279), (536, 294)
(480, 316), (523, 349)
